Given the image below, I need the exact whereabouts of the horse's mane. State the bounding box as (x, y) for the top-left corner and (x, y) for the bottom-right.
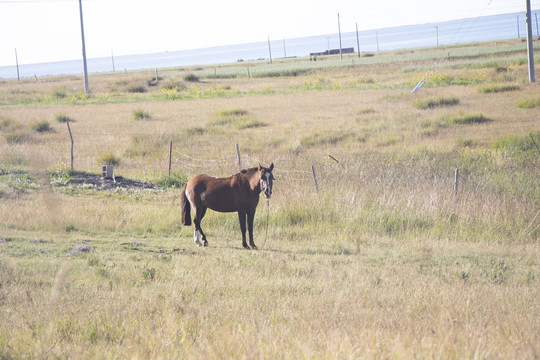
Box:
(239, 167), (258, 175)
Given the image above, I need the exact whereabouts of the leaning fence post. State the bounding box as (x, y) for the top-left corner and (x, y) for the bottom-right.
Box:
(236, 143), (242, 171)
(530, 133), (540, 155)
(454, 168), (460, 196)
(312, 164), (319, 193)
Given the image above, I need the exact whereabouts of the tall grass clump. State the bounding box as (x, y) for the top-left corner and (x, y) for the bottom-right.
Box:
(445, 113), (490, 125)
(413, 97), (459, 110)
(477, 84), (519, 93)
(516, 98), (540, 109)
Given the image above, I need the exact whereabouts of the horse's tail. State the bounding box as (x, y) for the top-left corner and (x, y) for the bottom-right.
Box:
(181, 184), (192, 226)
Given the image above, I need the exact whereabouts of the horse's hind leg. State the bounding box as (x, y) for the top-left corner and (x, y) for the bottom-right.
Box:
(194, 206), (208, 247)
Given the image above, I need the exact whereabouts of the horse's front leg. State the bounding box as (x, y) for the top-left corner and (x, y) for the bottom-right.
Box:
(247, 209), (257, 250)
(237, 208), (249, 249)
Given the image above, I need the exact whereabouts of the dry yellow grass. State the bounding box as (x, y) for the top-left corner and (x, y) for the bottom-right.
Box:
(1, 39), (539, 358)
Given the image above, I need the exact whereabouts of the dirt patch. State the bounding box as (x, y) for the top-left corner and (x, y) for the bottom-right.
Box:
(69, 174), (155, 190)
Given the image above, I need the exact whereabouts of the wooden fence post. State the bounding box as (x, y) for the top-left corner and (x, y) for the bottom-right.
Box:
(168, 141), (173, 176)
(66, 121), (74, 172)
(530, 133), (540, 155)
(236, 143), (242, 171)
(454, 168), (460, 196)
(312, 164), (319, 193)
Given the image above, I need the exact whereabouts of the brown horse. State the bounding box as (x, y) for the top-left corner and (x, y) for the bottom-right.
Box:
(181, 163), (274, 249)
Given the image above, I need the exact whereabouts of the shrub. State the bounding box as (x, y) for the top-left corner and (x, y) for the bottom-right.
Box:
(133, 110), (151, 121)
(183, 73), (199, 82)
(413, 97), (459, 110)
(97, 153), (120, 166)
(29, 120), (52, 133)
(516, 98), (540, 109)
(156, 171), (189, 189)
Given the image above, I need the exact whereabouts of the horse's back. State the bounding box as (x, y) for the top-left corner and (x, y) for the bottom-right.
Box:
(186, 174), (239, 212)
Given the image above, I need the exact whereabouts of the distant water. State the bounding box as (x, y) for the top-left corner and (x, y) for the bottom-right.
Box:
(1, 10), (538, 79)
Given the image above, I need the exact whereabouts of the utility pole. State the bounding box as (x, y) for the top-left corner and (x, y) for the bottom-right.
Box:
(338, 13), (343, 59)
(356, 23), (361, 57)
(526, 0), (535, 82)
(111, 50), (115, 72)
(79, 0), (89, 93)
(435, 26), (439, 46)
(267, 36), (272, 64)
(15, 49), (20, 81)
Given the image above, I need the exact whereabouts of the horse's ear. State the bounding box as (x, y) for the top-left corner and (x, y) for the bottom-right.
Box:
(258, 163), (262, 171)
(269, 163), (274, 171)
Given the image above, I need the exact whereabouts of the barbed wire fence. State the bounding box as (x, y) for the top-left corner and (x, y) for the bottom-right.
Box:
(169, 142), (318, 193)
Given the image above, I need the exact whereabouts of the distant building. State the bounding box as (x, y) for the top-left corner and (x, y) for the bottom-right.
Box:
(310, 47), (355, 57)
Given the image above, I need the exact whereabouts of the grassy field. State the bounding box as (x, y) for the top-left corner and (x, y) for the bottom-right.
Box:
(1, 38), (539, 358)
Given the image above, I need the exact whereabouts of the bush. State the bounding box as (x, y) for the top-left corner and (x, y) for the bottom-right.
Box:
(183, 73), (199, 82)
(29, 120), (52, 133)
(133, 110), (151, 121)
(156, 171), (189, 189)
(97, 153), (120, 166)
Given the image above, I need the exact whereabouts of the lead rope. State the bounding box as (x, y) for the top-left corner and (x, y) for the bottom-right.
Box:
(261, 199), (270, 249)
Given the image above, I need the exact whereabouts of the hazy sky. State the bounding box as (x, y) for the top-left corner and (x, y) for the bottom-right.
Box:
(0, 0), (538, 66)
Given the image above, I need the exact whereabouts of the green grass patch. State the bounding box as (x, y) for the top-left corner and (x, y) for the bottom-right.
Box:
(300, 131), (355, 148)
(207, 108), (264, 130)
(356, 107), (376, 115)
(492, 132), (540, 154)
(477, 84), (519, 93)
(516, 98), (540, 109)
(413, 97), (459, 110)
(156, 171), (189, 189)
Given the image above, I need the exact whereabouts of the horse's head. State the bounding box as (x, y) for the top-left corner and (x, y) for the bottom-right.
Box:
(258, 163), (274, 199)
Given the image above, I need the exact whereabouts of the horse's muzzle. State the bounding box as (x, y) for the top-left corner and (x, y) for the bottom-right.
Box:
(262, 186), (272, 199)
